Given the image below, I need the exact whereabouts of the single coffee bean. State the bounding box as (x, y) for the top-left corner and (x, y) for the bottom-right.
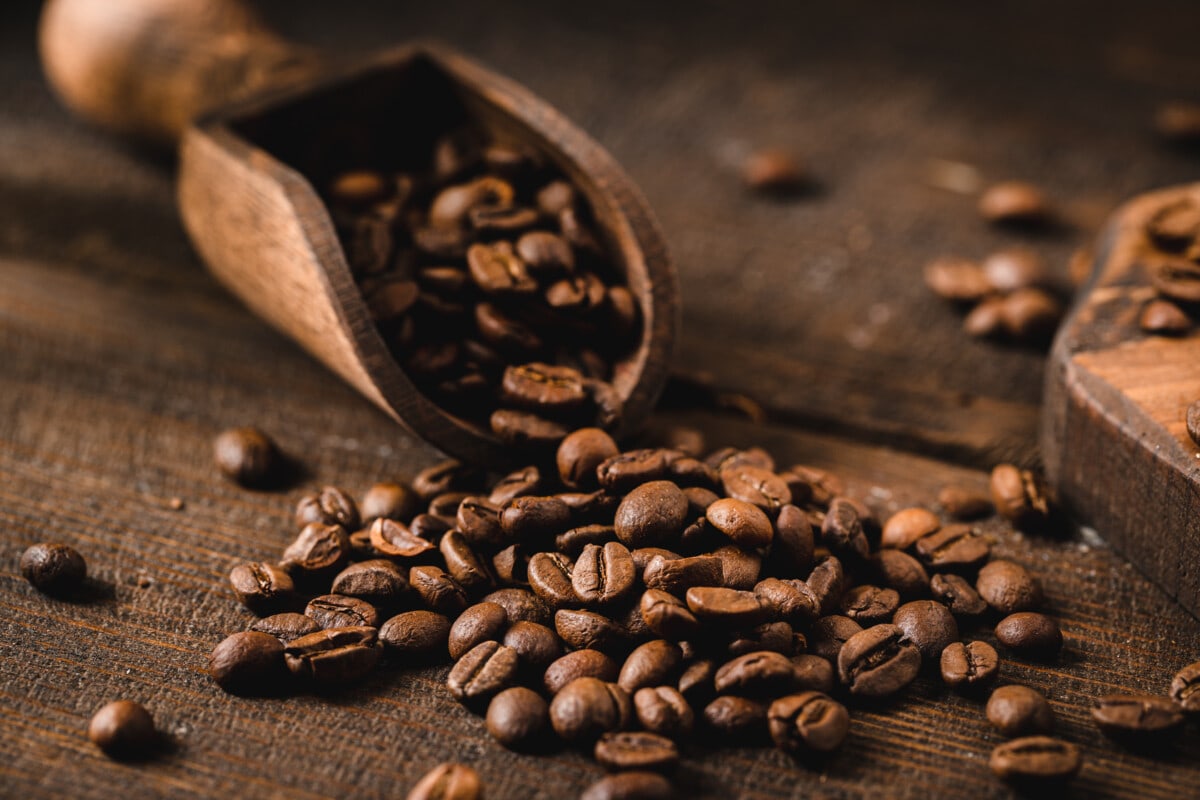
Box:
(487, 465), (542, 506)
(768, 691), (850, 754)
(989, 464), (1051, 533)
(87, 700), (157, 760)
(987, 685), (1055, 737)
(643, 555), (722, 597)
(677, 659), (717, 706)
(557, 524), (617, 557)
(430, 491), (475, 519)
(838, 624), (921, 697)
(940, 641), (999, 690)
(597, 449), (681, 493)
(869, 550), (929, 599)
(283, 626), (382, 685)
(1092, 694), (1185, 741)
(490, 544), (530, 587)
(558, 428), (620, 490)
(753, 578), (819, 626)
(579, 771), (673, 800)
(976, 559), (1043, 614)
(727, 620), (795, 657)
(281, 523), (351, 576)
(1170, 660), (1200, 712)
(503, 621), (562, 674)
(294, 486), (360, 531)
(549, 677), (632, 743)
(614, 481), (689, 548)
(595, 731), (679, 773)
(449, 602), (509, 660)
(685, 586), (770, 627)
(706, 498), (774, 549)
(742, 148), (807, 195)
(989, 737), (1080, 786)
(360, 481), (418, 522)
(995, 613), (1062, 658)
(978, 180), (1052, 225)
(213, 426), (279, 486)
(379, 610), (451, 658)
(250, 612), (321, 643)
(573, 542), (637, 606)
(20, 542), (87, 595)
(447, 641), (520, 705)
(528, 551), (579, 607)
(703, 695), (767, 738)
(821, 497), (870, 560)
(500, 363), (587, 411)
(454, 497), (505, 551)
(929, 573), (989, 618)
(482, 588), (551, 626)
(208, 631), (286, 695)
(331, 559), (408, 603)
(963, 297), (1006, 339)
(439, 531), (496, 592)
(791, 654), (836, 693)
(770, 504), (815, 576)
(808, 615), (863, 663)
(1000, 287), (1063, 341)
(305, 594), (380, 629)
(711, 545), (763, 590)
(556, 608), (630, 653)
(491, 409), (570, 446)
(633, 686), (694, 739)
(630, 548), (680, 574)
(714, 650), (796, 697)
(937, 486), (993, 520)
(486, 686), (549, 750)
(1140, 299), (1192, 335)
(406, 762), (483, 800)
(913, 524), (989, 573)
(500, 495), (572, 540)
(924, 256), (990, 303)
(467, 240), (537, 293)
(839, 585), (900, 626)
(413, 460), (483, 502)
(639, 589), (701, 641)
(370, 518), (436, 558)
(720, 465), (792, 514)
(544, 649), (620, 695)
(410, 566), (469, 616)
(892, 600), (959, 664)
(619, 640), (683, 693)
(806, 556), (847, 615)
(880, 507), (941, 550)
(983, 248), (1049, 293)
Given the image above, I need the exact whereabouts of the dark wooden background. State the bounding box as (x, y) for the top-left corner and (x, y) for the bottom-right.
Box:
(4, 1), (1200, 797)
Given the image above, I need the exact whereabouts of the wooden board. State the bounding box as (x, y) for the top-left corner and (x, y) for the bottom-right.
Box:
(4, 0), (1200, 797)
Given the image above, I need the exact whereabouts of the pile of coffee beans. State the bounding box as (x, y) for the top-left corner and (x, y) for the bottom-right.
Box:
(323, 128), (639, 445)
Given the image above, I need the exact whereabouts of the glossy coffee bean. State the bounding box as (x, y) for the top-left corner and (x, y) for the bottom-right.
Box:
(488, 465), (542, 506)
(643, 555), (722, 597)
(633, 686), (694, 739)
(331, 559), (408, 603)
(482, 588), (551, 626)
(449, 602), (508, 660)
(284, 626), (382, 685)
(989, 737), (1080, 787)
(838, 624), (921, 697)
(940, 641), (999, 690)
(549, 677), (632, 744)
(486, 686), (548, 750)
(410, 566), (469, 616)
(557, 428), (620, 489)
(714, 651), (796, 697)
(880, 507), (941, 550)
(500, 495), (572, 540)
(370, 518), (436, 559)
(406, 762), (483, 800)
(892, 600), (958, 664)
(913, 524), (989, 573)
(976, 560), (1042, 614)
(821, 497), (870, 560)
(208, 631), (286, 695)
(88, 700), (157, 760)
(503, 621), (562, 674)
(294, 486), (360, 531)
(768, 691), (850, 754)
(379, 610), (451, 659)
(989, 464), (1051, 533)
(455, 497), (505, 551)
(281, 523), (351, 576)
(413, 460), (483, 503)
(869, 550), (929, 599)
(579, 771), (673, 800)
(808, 615), (863, 663)
(806, 556), (847, 615)
(250, 612), (321, 643)
(839, 585), (900, 626)
(528, 551), (579, 607)
(685, 587), (770, 627)
(615, 481), (689, 548)
(360, 481), (418, 522)
(770, 504), (815, 576)
(995, 613), (1062, 658)
(556, 608), (629, 653)
(212, 426), (279, 487)
(544, 649), (620, 695)
(706, 498), (773, 549)
(1170, 660), (1200, 712)
(616, 640), (682, 695)
(720, 465), (792, 514)
(753, 578), (819, 626)
(639, 590), (701, 641)
(447, 641), (520, 705)
(703, 696), (767, 738)
(1091, 694), (1185, 741)
(228, 561), (297, 615)
(791, 654), (836, 693)
(929, 573), (989, 619)
(573, 542), (637, 606)
(20, 542), (87, 595)
(987, 685), (1055, 737)
(594, 731), (679, 773)
(305, 594), (380, 629)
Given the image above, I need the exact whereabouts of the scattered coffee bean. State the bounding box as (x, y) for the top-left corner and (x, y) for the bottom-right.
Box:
(529, 551), (579, 608)
(503, 620), (562, 675)
(1170, 660), (1200, 712)
(483, 588), (551, 626)
(20, 542), (86, 595)
(305, 594), (380, 629)
(995, 612), (1062, 658)
(753, 578), (819, 626)
(770, 504), (815, 576)
(633, 686), (694, 739)
(380, 610), (452, 659)
(913, 524), (989, 573)
(808, 615), (863, 663)
(892, 600), (958, 663)
(940, 641), (999, 691)
(881, 507), (941, 550)
(768, 691), (850, 755)
(821, 497), (869, 560)
(549, 677), (632, 743)
(791, 654), (835, 693)
(1092, 694), (1185, 742)
(643, 555), (722, 597)
(556, 608), (629, 653)
(87, 700), (157, 760)
(677, 659), (717, 706)
(839, 585), (900, 626)
(209, 631), (286, 695)
(331, 559), (408, 603)
(447, 640), (520, 705)
(406, 762), (482, 800)
(370, 517), (436, 559)
(929, 573), (989, 619)
(989, 463), (1051, 532)
(281, 523), (351, 576)
(937, 486), (993, 521)
(978, 181), (1052, 225)
(986, 685), (1055, 737)
(250, 612), (322, 643)
(449, 602), (509, 660)
(295, 486), (360, 531)
(982, 248), (1049, 293)
(486, 686), (548, 750)
(838, 624), (921, 697)
(579, 771), (673, 800)
(544, 649), (619, 695)
(685, 586), (770, 627)
(1139, 299), (1191, 335)
(360, 481), (418, 522)
(557, 428), (620, 490)
(595, 731), (679, 773)
(615, 481), (689, 548)
(213, 426), (279, 486)
(989, 736), (1080, 786)
(963, 296), (1006, 339)
(283, 626), (382, 685)
(742, 148), (807, 196)
(410, 566), (469, 616)
(976, 559), (1042, 614)
(619, 640), (683, 693)
(806, 555), (847, 614)
(706, 498), (773, 549)
(714, 650), (796, 697)
(869, 550), (929, 599)
(574, 542), (637, 606)
(703, 695), (767, 738)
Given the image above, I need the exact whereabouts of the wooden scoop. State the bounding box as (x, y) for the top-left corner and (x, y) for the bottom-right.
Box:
(1043, 183), (1200, 617)
(39, 0), (678, 466)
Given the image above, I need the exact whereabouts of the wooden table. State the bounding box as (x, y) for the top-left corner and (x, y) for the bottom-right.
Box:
(4, 1), (1200, 796)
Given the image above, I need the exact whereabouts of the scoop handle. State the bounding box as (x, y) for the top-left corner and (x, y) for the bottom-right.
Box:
(39, 0), (317, 147)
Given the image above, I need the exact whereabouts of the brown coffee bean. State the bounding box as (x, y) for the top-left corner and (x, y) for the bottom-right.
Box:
(1000, 288), (1063, 341)
(486, 686), (548, 750)
(366, 279), (419, 321)
(768, 691), (850, 754)
(556, 608), (629, 653)
(413, 460), (483, 502)
(447, 640), (520, 705)
(250, 612), (322, 643)
(637, 589), (700, 641)
(370, 517), (437, 558)
(976, 560), (1043, 614)
(703, 695), (767, 737)
(987, 685), (1055, 737)
(1170, 660), (1200, 712)
(213, 426), (279, 486)
(677, 659), (717, 706)
(753, 578), (819, 626)
(410, 566), (469, 616)
(486, 465), (541, 506)
(331, 559), (409, 603)
(557, 525), (618, 557)
(838, 624), (921, 697)
(490, 409), (570, 446)
(573, 542), (636, 606)
(839, 585), (900, 626)
(20, 542), (87, 596)
(466, 240), (536, 294)
(770, 504), (815, 576)
(964, 296), (1006, 338)
(594, 730), (679, 774)
(1140, 299), (1191, 335)
(913, 524), (989, 573)
(643, 555), (722, 597)
(808, 615), (863, 663)
(501, 363), (587, 411)
(721, 465), (792, 514)
(406, 762), (483, 800)
(930, 573), (989, 618)
(685, 586), (770, 627)
(791, 654), (836, 693)
(727, 620), (795, 658)
(821, 497), (870, 560)
(580, 771), (673, 800)
(528, 551), (578, 607)
(490, 543), (528, 587)
(806, 555), (847, 615)
(449, 602), (509, 660)
(937, 486), (993, 521)
(705, 498), (773, 549)
(379, 610), (451, 659)
(284, 626), (382, 685)
(544, 649), (619, 695)
(708, 545), (760, 591)
(978, 181), (1052, 225)
(482, 588), (551, 626)
(989, 463), (1052, 533)
(714, 650), (796, 697)
(983, 248), (1049, 293)
(280, 523), (351, 576)
(989, 737), (1080, 786)
(619, 640), (683, 693)
(503, 621), (562, 674)
(869, 549), (930, 599)
(940, 641), (999, 690)
(892, 600), (959, 663)
(1092, 694), (1185, 741)
(295, 486), (360, 531)
(742, 148), (807, 195)
(924, 257), (990, 303)
(209, 631), (286, 695)
(360, 481), (418, 522)
(557, 428), (620, 489)
(633, 686), (693, 739)
(549, 677), (632, 743)
(881, 507), (941, 550)
(615, 481), (689, 548)
(500, 495), (572, 540)
(87, 700), (157, 760)
(995, 612), (1062, 658)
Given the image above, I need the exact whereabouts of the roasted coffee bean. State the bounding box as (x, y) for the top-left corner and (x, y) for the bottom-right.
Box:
(549, 677), (632, 743)
(573, 542), (636, 606)
(367, 279), (418, 320)
(284, 626), (382, 685)
(500, 495), (572, 540)
(486, 686), (549, 750)
(711, 545), (761, 590)
(937, 486), (993, 521)
(557, 525), (617, 557)
(429, 491), (472, 518)
(978, 181), (1052, 225)
(839, 585), (900, 626)
(361, 481), (418, 522)
(770, 504), (815, 576)
(989, 737), (1080, 786)
(500, 363), (587, 411)
(632, 548), (682, 575)
(331, 559), (408, 602)
(491, 409), (570, 446)
(483, 588), (552, 626)
(703, 695), (767, 737)
(705, 498), (773, 549)
(295, 486), (360, 531)
(580, 771), (673, 800)
(619, 640), (683, 693)
(454, 497), (504, 551)
(806, 556), (847, 615)
(281, 523), (351, 576)
(821, 497), (870, 560)
(924, 256), (990, 303)
(677, 659), (716, 706)
(20, 542), (87, 596)
(976, 559), (1042, 614)
(881, 507), (941, 550)
(987, 685), (1055, 737)
(447, 640), (520, 705)
(1000, 288), (1062, 341)
(633, 686), (693, 739)
(838, 624), (921, 697)
(995, 613), (1062, 658)
(595, 731), (679, 773)
(643, 555), (722, 597)
(370, 517), (436, 558)
(428, 175), (512, 225)
(597, 449), (680, 493)
(1092, 694), (1185, 741)
(685, 586), (770, 627)
(449, 602), (509, 660)
(465, 240), (536, 293)
(209, 631), (286, 695)
(410, 566), (469, 616)
(754, 578), (819, 626)
(503, 621), (562, 674)
(439, 531), (496, 591)
(1141, 299), (1192, 334)
(379, 610), (451, 658)
(544, 649), (620, 695)
(720, 465), (791, 514)
(413, 460), (483, 502)
(305, 594), (380, 629)
(528, 551), (578, 607)
(791, 654), (836, 693)
(989, 464), (1051, 533)
(1170, 661), (1200, 712)
(555, 429), (619, 491)
(558, 490), (621, 526)
(940, 641), (999, 690)
(869, 550), (929, 599)
(706, 447), (774, 473)
(768, 692), (850, 754)
(488, 465), (542, 505)
(964, 297), (1006, 339)
(913, 524), (989, 573)
(88, 700), (157, 760)
(615, 481), (689, 548)
(727, 621), (794, 657)
(250, 612), (322, 643)
(213, 426), (279, 486)
(982, 248), (1049, 293)
(556, 608), (630, 653)
(892, 600), (959, 663)
(406, 762), (483, 800)
(714, 651), (796, 696)
(742, 148), (807, 195)
(639, 589), (701, 641)
(930, 573), (989, 618)
(808, 615), (863, 663)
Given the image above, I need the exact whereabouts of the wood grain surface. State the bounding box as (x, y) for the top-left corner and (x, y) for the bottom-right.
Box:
(4, 0), (1200, 797)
